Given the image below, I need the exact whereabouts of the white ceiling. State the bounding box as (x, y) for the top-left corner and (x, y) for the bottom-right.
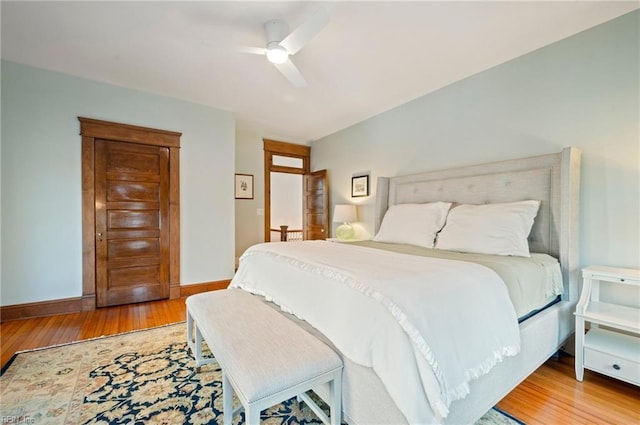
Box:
(2, 1), (637, 143)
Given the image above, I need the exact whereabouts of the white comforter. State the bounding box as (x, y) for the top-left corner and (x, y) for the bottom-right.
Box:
(231, 241), (520, 424)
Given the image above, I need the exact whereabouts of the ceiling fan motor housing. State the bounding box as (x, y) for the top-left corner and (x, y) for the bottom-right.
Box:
(263, 19), (289, 45)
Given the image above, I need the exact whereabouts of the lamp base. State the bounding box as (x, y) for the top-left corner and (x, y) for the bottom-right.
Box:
(336, 223), (354, 240)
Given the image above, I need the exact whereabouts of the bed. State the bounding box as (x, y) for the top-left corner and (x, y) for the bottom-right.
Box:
(231, 147), (581, 424)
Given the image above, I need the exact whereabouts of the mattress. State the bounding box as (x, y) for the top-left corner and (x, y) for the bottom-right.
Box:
(349, 240), (563, 319)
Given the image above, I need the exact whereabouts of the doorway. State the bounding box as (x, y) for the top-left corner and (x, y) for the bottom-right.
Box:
(263, 139), (328, 242)
(80, 118), (181, 310)
(270, 171), (303, 241)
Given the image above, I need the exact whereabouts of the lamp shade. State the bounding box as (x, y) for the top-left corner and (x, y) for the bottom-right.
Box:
(333, 204), (357, 223)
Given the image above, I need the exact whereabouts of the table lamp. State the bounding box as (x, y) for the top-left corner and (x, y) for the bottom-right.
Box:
(333, 204), (357, 240)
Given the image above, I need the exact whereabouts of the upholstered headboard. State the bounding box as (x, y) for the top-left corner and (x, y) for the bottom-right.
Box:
(374, 147), (581, 301)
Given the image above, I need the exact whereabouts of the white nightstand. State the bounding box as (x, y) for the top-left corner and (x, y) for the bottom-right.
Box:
(574, 266), (640, 386)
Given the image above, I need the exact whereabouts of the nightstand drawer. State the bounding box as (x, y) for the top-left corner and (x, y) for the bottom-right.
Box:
(584, 348), (640, 385)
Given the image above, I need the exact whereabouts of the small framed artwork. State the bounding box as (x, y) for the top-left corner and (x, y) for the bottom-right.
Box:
(235, 174), (254, 199)
(351, 175), (369, 197)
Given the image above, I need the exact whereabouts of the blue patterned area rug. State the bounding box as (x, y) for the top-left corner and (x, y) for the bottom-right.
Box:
(1, 323), (524, 424)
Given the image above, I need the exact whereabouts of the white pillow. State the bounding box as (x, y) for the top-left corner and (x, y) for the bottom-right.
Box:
(436, 200), (541, 257)
(373, 202), (452, 248)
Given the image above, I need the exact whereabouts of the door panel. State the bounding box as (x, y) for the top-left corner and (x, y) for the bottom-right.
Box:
(306, 193), (324, 210)
(108, 151), (161, 174)
(95, 140), (170, 307)
(303, 170), (328, 240)
(108, 210), (160, 228)
(108, 238), (160, 259)
(108, 181), (159, 202)
(109, 265), (159, 288)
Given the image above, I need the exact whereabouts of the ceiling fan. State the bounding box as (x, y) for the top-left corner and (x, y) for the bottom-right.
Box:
(240, 9), (329, 87)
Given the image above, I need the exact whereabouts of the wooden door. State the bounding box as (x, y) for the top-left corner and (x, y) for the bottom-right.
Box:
(95, 140), (170, 307)
(303, 170), (328, 240)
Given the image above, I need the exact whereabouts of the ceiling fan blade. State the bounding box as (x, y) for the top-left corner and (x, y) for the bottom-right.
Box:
(274, 59), (307, 87)
(279, 8), (329, 55)
(237, 46), (267, 55)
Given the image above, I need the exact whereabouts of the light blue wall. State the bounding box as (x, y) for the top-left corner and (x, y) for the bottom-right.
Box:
(1, 60), (235, 305)
(234, 128), (266, 262)
(312, 11), (639, 270)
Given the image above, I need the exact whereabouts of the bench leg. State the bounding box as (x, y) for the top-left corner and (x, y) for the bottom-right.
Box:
(329, 371), (342, 425)
(187, 311), (205, 372)
(194, 326), (204, 372)
(186, 311), (201, 372)
(223, 372), (234, 425)
(186, 310), (194, 350)
(245, 405), (260, 425)
(186, 308), (218, 371)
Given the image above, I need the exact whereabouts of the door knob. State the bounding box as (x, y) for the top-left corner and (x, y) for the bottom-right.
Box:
(97, 232), (103, 242)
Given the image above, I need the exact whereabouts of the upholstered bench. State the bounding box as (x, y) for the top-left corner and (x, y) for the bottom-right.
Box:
(186, 289), (343, 425)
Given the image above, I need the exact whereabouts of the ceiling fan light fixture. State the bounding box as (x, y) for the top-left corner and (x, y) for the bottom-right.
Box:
(266, 43), (289, 64)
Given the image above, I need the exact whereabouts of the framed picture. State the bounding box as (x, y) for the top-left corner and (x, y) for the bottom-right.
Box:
(235, 174), (254, 199)
(351, 175), (369, 197)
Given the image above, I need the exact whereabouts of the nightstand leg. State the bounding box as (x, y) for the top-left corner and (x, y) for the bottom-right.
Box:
(575, 316), (585, 381)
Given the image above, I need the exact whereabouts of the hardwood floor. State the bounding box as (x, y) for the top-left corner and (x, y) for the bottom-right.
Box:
(497, 352), (639, 424)
(0, 298), (185, 368)
(1, 298), (639, 424)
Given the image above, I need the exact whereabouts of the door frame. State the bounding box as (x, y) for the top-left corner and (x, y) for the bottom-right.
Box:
(80, 117), (181, 311)
(263, 139), (310, 242)
(303, 169), (329, 240)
